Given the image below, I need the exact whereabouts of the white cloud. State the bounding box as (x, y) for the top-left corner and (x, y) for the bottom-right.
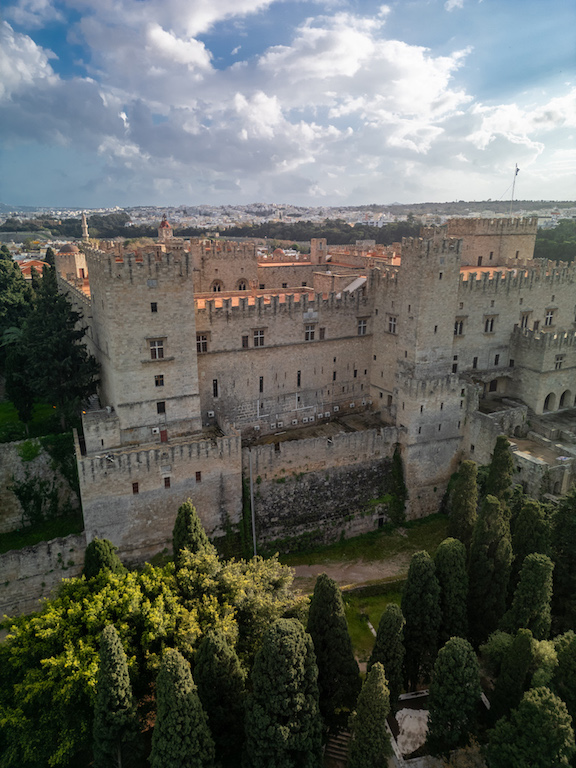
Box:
(0, 21), (56, 100)
(5, 0), (64, 28)
(445, 0), (464, 10)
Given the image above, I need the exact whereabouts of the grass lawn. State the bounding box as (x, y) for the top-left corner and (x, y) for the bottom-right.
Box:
(0, 513), (84, 554)
(281, 513), (449, 567)
(0, 400), (60, 442)
(344, 590), (404, 661)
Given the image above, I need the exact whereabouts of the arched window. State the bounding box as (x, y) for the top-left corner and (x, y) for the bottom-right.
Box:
(237, 280), (247, 291)
(560, 390), (572, 408)
(543, 392), (556, 412)
(211, 280), (223, 292)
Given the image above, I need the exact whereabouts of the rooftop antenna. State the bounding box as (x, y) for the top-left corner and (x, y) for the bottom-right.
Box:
(509, 164), (519, 216)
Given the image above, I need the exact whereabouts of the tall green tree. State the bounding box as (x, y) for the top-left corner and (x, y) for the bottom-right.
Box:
(511, 499), (552, 586)
(194, 630), (246, 768)
(468, 495), (512, 645)
(244, 618), (322, 768)
(306, 573), (360, 728)
(347, 663), (391, 768)
(172, 499), (213, 570)
(93, 625), (139, 768)
(553, 631), (576, 725)
(19, 266), (99, 428)
(500, 553), (553, 639)
(551, 488), (576, 632)
(485, 436), (513, 502)
(448, 460), (478, 549)
(367, 604), (404, 711)
(486, 687), (575, 768)
(427, 637), (481, 756)
(44, 247), (55, 267)
(84, 538), (125, 580)
(401, 551), (441, 689)
(490, 628), (534, 723)
(434, 537), (468, 646)
(150, 648), (215, 768)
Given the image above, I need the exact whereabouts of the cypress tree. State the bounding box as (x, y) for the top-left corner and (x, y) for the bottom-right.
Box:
(93, 625), (139, 768)
(172, 499), (213, 570)
(551, 488), (576, 632)
(500, 553), (553, 640)
(434, 537), (468, 646)
(367, 604), (404, 711)
(194, 631), (246, 768)
(490, 628), (533, 723)
(553, 631), (576, 724)
(486, 687), (575, 768)
(427, 637), (481, 756)
(511, 499), (551, 564)
(84, 538), (125, 580)
(468, 495), (512, 645)
(401, 551), (441, 689)
(244, 618), (322, 768)
(347, 663), (391, 768)
(150, 648), (215, 768)
(485, 435), (513, 502)
(306, 573), (360, 728)
(448, 460), (478, 549)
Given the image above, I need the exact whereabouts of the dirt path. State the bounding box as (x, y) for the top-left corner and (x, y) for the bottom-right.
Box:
(291, 552), (411, 594)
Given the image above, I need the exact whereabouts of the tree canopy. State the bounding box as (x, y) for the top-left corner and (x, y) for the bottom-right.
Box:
(348, 663), (391, 768)
(367, 603), (404, 711)
(402, 551), (441, 689)
(448, 460), (478, 549)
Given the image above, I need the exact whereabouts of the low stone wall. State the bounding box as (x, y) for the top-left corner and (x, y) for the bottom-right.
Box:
(0, 533), (86, 618)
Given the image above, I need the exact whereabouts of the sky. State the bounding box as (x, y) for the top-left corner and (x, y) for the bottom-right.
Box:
(1, 0), (575, 208)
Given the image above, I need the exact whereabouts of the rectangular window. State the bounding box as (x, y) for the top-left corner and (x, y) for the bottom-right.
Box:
(489, 251), (494, 261)
(533, 320), (540, 332)
(305, 324), (315, 341)
(484, 317), (495, 333)
(545, 310), (554, 326)
(297, 370), (301, 387)
(242, 335), (249, 348)
(319, 327), (326, 340)
(259, 284), (265, 290)
(195, 471), (202, 483)
(149, 339), (164, 359)
(155, 375), (164, 387)
(196, 334), (208, 353)
(332, 371), (337, 381)
(151, 302), (158, 313)
(473, 356), (478, 369)
(358, 319), (367, 336)
(388, 316), (397, 334)
(555, 355), (564, 370)
(494, 354), (500, 366)
(259, 376), (264, 393)
(157, 401), (166, 414)
(520, 313), (530, 329)
(439, 272), (443, 280)
(454, 319), (464, 336)
(213, 379), (218, 398)
(132, 482), (139, 495)
(164, 477), (171, 489)
(353, 369), (357, 378)
(282, 282), (288, 289)
(254, 329), (265, 347)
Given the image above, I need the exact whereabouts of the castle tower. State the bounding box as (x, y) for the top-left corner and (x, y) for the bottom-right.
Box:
(81, 212), (89, 242)
(158, 214), (173, 241)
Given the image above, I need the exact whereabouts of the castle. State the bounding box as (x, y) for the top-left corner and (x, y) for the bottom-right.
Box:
(56, 217), (576, 562)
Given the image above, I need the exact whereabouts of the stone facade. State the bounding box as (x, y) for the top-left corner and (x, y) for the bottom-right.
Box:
(54, 216), (576, 560)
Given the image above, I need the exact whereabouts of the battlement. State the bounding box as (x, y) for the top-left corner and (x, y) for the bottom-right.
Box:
(190, 240), (258, 261)
(459, 263), (575, 293)
(84, 245), (192, 283)
(400, 236), (462, 259)
(398, 373), (463, 398)
(195, 287), (370, 320)
(446, 216), (538, 237)
(512, 325), (576, 351)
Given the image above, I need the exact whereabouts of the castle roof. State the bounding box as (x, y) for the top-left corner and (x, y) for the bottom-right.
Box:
(58, 243), (80, 254)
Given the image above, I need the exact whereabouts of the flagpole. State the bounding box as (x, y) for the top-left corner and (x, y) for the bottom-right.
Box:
(509, 164), (519, 215)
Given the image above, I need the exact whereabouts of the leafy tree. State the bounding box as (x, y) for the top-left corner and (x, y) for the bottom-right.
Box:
(4, 340), (35, 425)
(306, 573), (361, 727)
(553, 631), (576, 724)
(486, 687), (575, 768)
(388, 445), (407, 524)
(84, 538), (125, 579)
(44, 247), (55, 267)
(551, 488), (576, 632)
(427, 637), (481, 755)
(19, 266), (99, 428)
(480, 631), (513, 679)
(194, 630), (246, 768)
(172, 499), (213, 570)
(93, 625), (140, 768)
(448, 460), (478, 548)
(434, 537), (468, 645)
(347, 663), (391, 768)
(468, 495), (512, 645)
(500, 553), (553, 639)
(0, 253), (31, 361)
(484, 436), (513, 502)
(244, 618), (322, 768)
(511, 498), (552, 585)
(439, 740), (485, 767)
(367, 604), (404, 711)
(490, 628), (533, 722)
(401, 551), (441, 689)
(150, 648), (215, 768)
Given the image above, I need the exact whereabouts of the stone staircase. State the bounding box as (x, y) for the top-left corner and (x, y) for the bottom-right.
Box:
(324, 729), (351, 766)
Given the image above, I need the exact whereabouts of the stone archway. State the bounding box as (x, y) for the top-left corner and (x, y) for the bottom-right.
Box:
(543, 392), (556, 412)
(560, 389), (572, 408)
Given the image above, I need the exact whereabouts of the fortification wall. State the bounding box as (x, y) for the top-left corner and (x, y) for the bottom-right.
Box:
(243, 427), (400, 547)
(0, 440), (80, 534)
(0, 533), (86, 617)
(190, 240), (258, 292)
(256, 262), (318, 289)
(79, 432), (242, 562)
(445, 217), (537, 267)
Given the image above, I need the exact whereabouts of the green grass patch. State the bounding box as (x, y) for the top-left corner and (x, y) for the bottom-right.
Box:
(0, 400), (60, 442)
(343, 590), (403, 661)
(280, 513), (449, 567)
(0, 512), (84, 554)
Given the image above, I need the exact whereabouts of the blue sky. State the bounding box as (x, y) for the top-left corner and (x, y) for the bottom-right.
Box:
(1, 0), (575, 207)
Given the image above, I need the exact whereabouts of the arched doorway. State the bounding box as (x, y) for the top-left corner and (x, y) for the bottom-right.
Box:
(543, 392), (556, 412)
(560, 390), (572, 408)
